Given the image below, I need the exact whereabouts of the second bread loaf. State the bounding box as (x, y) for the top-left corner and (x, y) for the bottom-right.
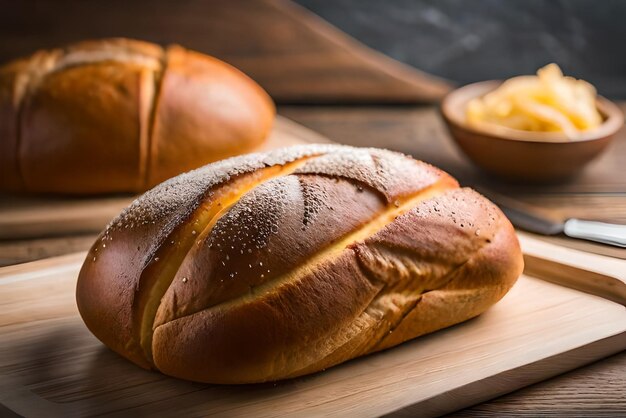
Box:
(0, 38), (274, 194)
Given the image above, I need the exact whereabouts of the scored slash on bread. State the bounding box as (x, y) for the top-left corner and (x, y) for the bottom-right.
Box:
(76, 144), (523, 384)
(0, 38), (274, 194)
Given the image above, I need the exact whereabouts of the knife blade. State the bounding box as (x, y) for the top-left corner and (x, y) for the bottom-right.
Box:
(497, 204), (564, 236)
(474, 187), (626, 248)
(497, 201), (626, 248)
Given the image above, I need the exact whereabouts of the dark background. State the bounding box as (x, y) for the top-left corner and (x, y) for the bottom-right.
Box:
(297, 0), (626, 98)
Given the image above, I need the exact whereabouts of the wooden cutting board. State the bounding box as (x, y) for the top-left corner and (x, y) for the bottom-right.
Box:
(1, 236), (625, 417)
(0, 115), (330, 241)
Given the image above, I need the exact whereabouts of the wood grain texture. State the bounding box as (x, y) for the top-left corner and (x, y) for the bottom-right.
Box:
(0, 234), (97, 267)
(0, 0), (451, 104)
(518, 231), (626, 306)
(0, 239), (625, 417)
(449, 351), (626, 417)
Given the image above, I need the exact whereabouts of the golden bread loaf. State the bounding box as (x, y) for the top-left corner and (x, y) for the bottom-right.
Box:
(0, 38), (274, 194)
(76, 144), (523, 383)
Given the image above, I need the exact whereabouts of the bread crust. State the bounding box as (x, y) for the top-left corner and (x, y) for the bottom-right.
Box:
(148, 45), (275, 187)
(76, 145), (523, 383)
(0, 38), (274, 194)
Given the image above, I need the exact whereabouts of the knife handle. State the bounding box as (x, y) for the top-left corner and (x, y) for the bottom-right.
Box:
(564, 219), (626, 248)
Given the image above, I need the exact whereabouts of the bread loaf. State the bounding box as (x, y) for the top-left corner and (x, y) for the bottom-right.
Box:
(76, 144), (523, 383)
(0, 38), (274, 194)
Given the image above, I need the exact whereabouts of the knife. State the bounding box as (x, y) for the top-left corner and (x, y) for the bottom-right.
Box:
(475, 188), (626, 248)
(499, 204), (626, 248)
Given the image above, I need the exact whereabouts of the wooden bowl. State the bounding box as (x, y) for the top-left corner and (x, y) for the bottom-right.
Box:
(441, 80), (624, 183)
